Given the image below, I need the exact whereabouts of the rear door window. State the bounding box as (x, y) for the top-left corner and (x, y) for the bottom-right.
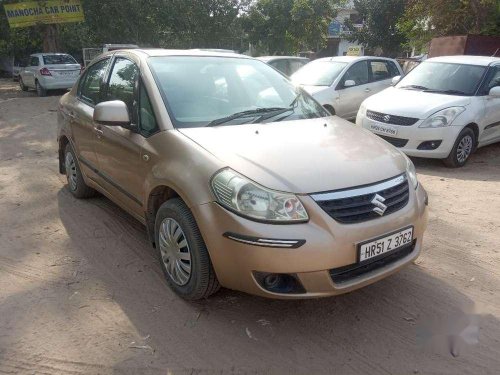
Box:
(78, 58), (110, 106)
(369, 60), (400, 82)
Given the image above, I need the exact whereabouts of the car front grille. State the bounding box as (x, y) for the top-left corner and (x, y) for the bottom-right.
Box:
(367, 110), (419, 126)
(329, 240), (416, 284)
(376, 134), (409, 148)
(311, 174), (410, 224)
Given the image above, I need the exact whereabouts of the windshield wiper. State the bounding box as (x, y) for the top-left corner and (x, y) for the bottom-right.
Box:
(206, 107), (291, 127)
(423, 89), (467, 96)
(399, 84), (430, 91)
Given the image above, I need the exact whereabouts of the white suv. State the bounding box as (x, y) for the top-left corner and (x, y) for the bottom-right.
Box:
(356, 56), (500, 167)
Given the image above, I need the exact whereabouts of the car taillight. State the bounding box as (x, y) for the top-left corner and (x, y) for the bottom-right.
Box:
(40, 67), (52, 76)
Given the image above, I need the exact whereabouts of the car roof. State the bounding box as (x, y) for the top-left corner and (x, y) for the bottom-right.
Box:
(314, 56), (395, 63)
(257, 56), (309, 62)
(112, 48), (253, 60)
(426, 55), (500, 66)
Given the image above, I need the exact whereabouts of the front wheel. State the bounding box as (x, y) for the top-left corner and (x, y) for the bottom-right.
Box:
(36, 81), (47, 97)
(443, 128), (475, 168)
(155, 198), (220, 300)
(19, 77), (28, 91)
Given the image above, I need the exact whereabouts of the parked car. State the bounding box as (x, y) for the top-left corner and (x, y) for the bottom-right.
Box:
(291, 56), (403, 119)
(19, 53), (81, 96)
(257, 56), (310, 76)
(356, 55), (500, 168)
(57, 49), (428, 300)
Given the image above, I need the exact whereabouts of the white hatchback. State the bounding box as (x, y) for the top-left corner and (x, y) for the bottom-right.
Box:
(356, 56), (500, 167)
(19, 53), (81, 97)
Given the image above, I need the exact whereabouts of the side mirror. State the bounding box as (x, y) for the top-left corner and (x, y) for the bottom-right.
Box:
(93, 100), (131, 127)
(392, 76), (401, 86)
(344, 80), (356, 88)
(489, 86), (500, 98)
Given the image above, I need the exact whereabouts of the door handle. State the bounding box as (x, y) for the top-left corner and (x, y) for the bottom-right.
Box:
(364, 88), (371, 93)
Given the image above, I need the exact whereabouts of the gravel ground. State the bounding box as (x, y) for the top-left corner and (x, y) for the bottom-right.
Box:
(0, 78), (499, 374)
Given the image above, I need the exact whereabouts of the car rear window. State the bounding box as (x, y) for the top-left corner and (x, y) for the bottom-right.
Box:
(43, 54), (78, 65)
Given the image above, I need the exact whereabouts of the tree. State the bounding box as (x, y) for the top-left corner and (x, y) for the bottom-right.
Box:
(242, 0), (341, 55)
(345, 0), (407, 57)
(401, 0), (500, 54)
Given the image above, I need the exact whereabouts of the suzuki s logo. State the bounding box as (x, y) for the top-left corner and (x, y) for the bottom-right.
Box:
(383, 114), (391, 123)
(371, 194), (387, 216)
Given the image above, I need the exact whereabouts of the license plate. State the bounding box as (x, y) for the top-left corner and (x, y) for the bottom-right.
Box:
(358, 226), (414, 263)
(58, 71), (76, 76)
(369, 121), (397, 136)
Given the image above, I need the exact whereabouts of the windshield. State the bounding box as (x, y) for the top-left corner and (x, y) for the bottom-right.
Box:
(291, 60), (348, 86)
(149, 56), (328, 128)
(43, 54), (78, 65)
(397, 62), (487, 96)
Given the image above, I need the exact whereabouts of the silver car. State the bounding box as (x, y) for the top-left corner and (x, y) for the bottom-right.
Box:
(257, 56), (310, 76)
(19, 53), (81, 97)
(291, 56), (403, 119)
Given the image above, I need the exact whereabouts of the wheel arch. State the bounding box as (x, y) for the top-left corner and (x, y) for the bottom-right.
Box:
(58, 135), (70, 174)
(464, 123), (479, 149)
(145, 185), (183, 246)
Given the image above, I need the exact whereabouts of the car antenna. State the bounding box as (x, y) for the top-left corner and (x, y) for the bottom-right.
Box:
(492, 48), (500, 57)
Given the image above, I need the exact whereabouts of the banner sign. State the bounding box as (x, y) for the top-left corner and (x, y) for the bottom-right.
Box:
(346, 46), (362, 56)
(4, 0), (84, 28)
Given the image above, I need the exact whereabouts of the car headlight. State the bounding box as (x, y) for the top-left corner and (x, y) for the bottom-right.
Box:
(211, 168), (308, 223)
(419, 107), (465, 128)
(405, 156), (418, 189)
(358, 102), (367, 117)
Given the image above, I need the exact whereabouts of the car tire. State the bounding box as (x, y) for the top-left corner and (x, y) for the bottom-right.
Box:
(64, 143), (96, 198)
(36, 80), (47, 97)
(19, 77), (28, 91)
(155, 198), (220, 300)
(443, 128), (475, 168)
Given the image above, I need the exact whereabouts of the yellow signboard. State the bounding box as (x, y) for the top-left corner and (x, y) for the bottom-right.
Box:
(346, 46), (362, 56)
(4, 0), (84, 28)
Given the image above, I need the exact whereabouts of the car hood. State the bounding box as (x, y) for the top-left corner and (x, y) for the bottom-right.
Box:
(299, 85), (330, 96)
(178, 117), (407, 194)
(363, 87), (472, 119)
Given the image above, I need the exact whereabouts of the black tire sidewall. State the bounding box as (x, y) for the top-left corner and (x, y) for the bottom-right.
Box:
(445, 128), (475, 168)
(64, 144), (91, 198)
(154, 199), (213, 300)
(36, 81), (46, 97)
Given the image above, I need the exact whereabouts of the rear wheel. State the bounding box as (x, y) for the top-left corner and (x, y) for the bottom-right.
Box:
(19, 77), (28, 91)
(36, 80), (47, 97)
(64, 144), (96, 198)
(155, 198), (220, 300)
(443, 128), (475, 168)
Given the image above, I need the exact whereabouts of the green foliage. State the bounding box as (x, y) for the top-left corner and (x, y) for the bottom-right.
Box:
(401, 0), (500, 53)
(0, 0), (247, 58)
(345, 0), (407, 57)
(242, 0), (341, 55)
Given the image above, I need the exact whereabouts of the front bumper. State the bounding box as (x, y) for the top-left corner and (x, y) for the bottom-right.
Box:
(192, 183), (428, 299)
(357, 113), (462, 159)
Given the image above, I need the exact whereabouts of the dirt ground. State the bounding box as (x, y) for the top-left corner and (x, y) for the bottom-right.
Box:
(0, 77), (499, 374)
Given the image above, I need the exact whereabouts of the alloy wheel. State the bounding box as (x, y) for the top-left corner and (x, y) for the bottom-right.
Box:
(456, 135), (473, 163)
(158, 218), (192, 286)
(65, 152), (78, 191)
